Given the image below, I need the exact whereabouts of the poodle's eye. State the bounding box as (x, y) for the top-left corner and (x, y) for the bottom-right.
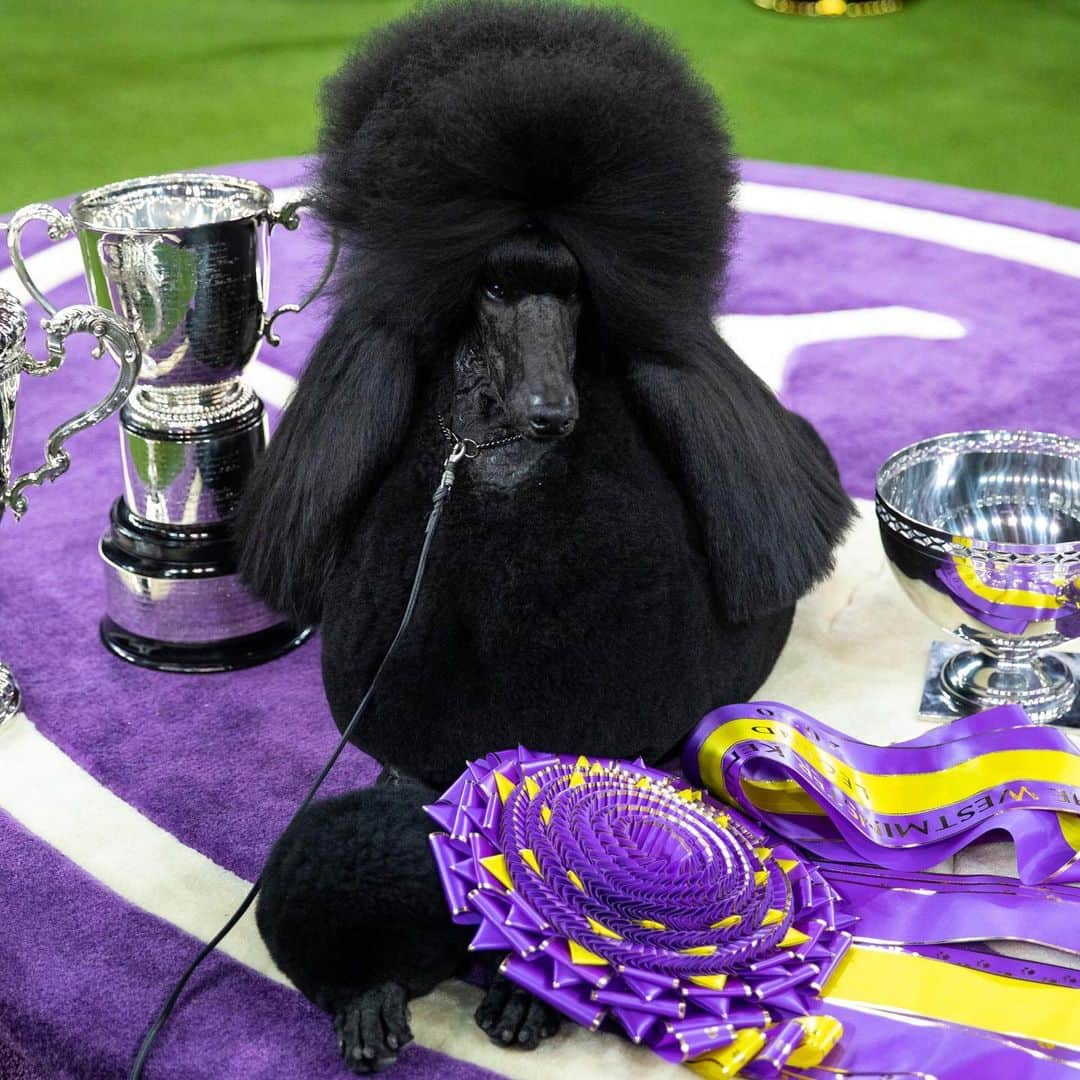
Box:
(483, 281), (508, 302)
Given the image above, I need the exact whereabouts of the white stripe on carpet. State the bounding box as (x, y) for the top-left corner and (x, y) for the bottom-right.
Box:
(0, 711), (286, 983)
(245, 357), (299, 410)
(718, 305), (967, 391)
(734, 183), (1080, 279)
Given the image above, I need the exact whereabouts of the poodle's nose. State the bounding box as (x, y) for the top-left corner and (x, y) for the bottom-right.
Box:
(526, 395), (577, 437)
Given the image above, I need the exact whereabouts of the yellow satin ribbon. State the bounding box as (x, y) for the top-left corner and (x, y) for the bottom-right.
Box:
(687, 711), (1080, 1076)
(696, 716), (1080, 819)
(825, 946), (1080, 1049)
(732, 784), (1080, 865)
(688, 945), (1080, 1077)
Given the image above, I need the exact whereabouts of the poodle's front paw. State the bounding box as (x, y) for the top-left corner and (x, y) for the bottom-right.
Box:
(334, 983), (413, 1074)
(475, 971), (561, 1050)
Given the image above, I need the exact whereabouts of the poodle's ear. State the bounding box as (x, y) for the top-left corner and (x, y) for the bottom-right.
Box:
(236, 307), (416, 626)
(626, 326), (854, 623)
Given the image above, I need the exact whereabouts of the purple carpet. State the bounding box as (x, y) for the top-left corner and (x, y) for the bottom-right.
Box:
(1, 156), (1078, 1078)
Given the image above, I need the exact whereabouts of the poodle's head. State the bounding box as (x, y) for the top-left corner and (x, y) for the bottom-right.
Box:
(461, 228), (582, 440)
(237, 1), (854, 627)
(314, 0), (737, 363)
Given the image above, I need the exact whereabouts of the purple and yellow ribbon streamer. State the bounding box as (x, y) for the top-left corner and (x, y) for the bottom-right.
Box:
(683, 701), (1080, 884)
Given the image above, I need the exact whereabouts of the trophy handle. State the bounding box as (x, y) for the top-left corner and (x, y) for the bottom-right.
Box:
(5, 306), (141, 519)
(6, 203), (77, 316)
(262, 199), (341, 346)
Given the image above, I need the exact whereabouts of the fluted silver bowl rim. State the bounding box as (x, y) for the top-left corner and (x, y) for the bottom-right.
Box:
(69, 172), (276, 234)
(875, 428), (1080, 564)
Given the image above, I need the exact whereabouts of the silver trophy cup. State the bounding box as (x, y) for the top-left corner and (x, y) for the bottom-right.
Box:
(877, 430), (1080, 726)
(0, 284), (141, 724)
(8, 173), (335, 672)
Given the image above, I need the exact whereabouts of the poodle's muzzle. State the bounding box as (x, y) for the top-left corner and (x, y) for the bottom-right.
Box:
(483, 292), (580, 441)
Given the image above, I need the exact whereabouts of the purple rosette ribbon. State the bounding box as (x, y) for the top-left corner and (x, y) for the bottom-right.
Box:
(426, 749), (852, 1071)
(429, 740), (1080, 1077)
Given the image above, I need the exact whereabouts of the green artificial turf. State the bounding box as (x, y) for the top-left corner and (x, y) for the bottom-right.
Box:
(1, 0), (1078, 212)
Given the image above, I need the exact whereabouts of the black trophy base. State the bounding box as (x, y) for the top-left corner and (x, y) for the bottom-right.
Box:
(101, 617), (314, 675)
(100, 498), (312, 674)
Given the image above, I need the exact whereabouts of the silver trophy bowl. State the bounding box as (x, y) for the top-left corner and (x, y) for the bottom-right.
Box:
(876, 429), (1080, 726)
(0, 282), (141, 725)
(8, 173), (335, 671)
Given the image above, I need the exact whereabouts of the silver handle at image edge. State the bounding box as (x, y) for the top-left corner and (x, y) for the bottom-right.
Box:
(5, 306), (141, 518)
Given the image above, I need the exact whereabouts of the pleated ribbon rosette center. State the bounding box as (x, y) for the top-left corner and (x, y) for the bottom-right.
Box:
(426, 749), (851, 1073)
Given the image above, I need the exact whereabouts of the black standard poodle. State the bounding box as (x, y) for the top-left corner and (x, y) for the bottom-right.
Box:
(237, 1), (854, 1072)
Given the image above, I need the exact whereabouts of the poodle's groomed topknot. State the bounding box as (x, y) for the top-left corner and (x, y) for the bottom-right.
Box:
(315, 0), (737, 353)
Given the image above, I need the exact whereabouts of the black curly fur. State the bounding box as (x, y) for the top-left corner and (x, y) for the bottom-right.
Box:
(257, 784), (469, 1011)
(243, 0), (854, 1067)
(237, 0), (852, 629)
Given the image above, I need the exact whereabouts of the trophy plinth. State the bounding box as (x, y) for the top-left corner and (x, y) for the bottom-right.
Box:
(9, 174), (335, 672)
(918, 640), (1080, 727)
(877, 430), (1080, 727)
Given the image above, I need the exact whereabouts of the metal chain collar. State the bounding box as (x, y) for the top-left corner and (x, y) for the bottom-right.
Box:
(436, 412), (524, 458)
